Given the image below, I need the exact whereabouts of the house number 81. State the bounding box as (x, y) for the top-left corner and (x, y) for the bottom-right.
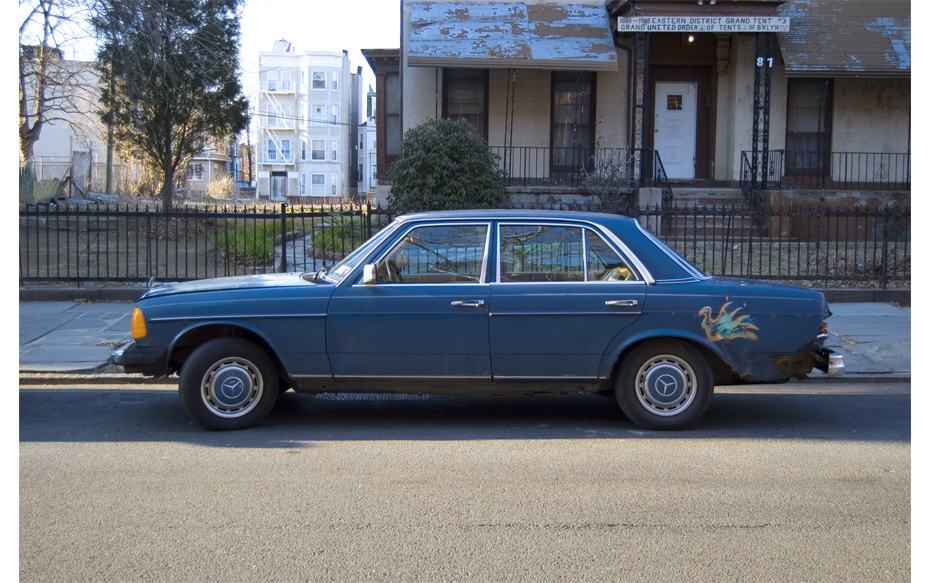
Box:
(757, 57), (774, 67)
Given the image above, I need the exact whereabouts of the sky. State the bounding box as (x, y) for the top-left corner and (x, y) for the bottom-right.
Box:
(15, 0), (401, 115)
(239, 0), (401, 101)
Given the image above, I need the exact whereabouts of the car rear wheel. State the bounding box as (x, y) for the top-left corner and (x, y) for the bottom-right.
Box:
(615, 340), (713, 430)
(179, 338), (279, 430)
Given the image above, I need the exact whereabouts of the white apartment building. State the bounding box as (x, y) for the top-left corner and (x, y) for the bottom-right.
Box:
(357, 86), (378, 202)
(257, 40), (360, 202)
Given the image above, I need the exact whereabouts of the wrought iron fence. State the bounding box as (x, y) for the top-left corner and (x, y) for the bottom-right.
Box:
(635, 204), (909, 287)
(19, 202), (397, 285)
(20, 201), (909, 288)
(740, 151), (911, 191)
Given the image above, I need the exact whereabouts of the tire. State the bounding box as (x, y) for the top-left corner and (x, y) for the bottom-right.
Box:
(615, 340), (713, 430)
(179, 338), (279, 430)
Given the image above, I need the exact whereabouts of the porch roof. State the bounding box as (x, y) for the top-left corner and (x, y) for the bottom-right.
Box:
(407, 3), (619, 71)
(776, 0), (910, 78)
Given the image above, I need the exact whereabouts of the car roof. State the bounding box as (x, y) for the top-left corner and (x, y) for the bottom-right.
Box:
(396, 209), (640, 226)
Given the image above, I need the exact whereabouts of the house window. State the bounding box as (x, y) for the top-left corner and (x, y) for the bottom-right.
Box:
(443, 69), (488, 140)
(311, 173), (325, 196)
(332, 71), (339, 91)
(267, 104), (277, 127)
(311, 140), (325, 160)
(786, 78), (833, 176)
(301, 71), (306, 88)
(331, 104), (338, 124)
(266, 71), (277, 92)
(267, 139), (276, 161)
(311, 104), (325, 124)
(281, 71), (291, 91)
(385, 73), (401, 158)
(312, 71), (326, 89)
(331, 140), (337, 161)
(331, 173), (338, 196)
(188, 163), (204, 181)
(281, 104), (291, 127)
(300, 173), (306, 196)
(301, 140), (307, 161)
(280, 139), (291, 161)
(550, 71), (596, 173)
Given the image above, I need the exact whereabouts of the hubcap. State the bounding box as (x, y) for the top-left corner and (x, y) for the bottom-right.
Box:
(635, 354), (696, 416)
(201, 357), (263, 418)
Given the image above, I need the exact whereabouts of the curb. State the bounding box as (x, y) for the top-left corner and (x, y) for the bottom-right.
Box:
(19, 373), (177, 385)
(20, 286), (148, 303)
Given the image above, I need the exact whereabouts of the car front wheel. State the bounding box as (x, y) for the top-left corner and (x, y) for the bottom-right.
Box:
(179, 338), (279, 430)
(615, 340), (713, 430)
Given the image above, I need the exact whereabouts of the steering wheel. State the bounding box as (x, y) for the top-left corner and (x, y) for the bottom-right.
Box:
(386, 258), (405, 283)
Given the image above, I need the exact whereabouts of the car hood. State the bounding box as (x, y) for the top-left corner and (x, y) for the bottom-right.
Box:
(140, 272), (320, 299)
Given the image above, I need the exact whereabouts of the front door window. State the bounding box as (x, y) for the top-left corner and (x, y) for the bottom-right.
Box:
(375, 224), (489, 284)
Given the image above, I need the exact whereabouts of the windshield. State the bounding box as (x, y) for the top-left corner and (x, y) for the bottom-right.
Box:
(317, 219), (403, 284)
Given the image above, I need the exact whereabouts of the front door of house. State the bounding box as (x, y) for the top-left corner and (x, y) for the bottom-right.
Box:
(270, 172), (287, 201)
(654, 82), (697, 179)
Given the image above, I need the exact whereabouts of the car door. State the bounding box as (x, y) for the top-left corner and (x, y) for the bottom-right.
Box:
(326, 222), (492, 379)
(489, 222), (646, 382)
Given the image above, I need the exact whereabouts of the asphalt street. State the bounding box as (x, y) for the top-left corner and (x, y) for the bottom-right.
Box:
(20, 381), (910, 582)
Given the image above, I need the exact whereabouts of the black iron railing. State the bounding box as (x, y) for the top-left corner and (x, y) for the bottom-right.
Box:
(20, 201), (909, 288)
(740, 151), (911, 192)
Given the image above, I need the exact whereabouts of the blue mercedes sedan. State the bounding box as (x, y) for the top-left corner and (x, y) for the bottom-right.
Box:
(111, 210), (844, 430)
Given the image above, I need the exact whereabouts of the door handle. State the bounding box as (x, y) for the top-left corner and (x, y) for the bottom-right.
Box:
(452, 300), (485, 307)
(605, 300), (638, 307)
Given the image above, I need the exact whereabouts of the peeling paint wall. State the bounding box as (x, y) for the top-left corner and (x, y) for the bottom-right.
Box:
(832, 79), (910, 153)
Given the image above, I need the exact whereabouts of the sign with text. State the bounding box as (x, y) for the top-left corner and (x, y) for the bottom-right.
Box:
(617, 16), (790, 33)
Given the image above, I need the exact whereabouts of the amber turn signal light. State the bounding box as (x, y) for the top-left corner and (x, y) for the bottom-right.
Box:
(131, 307), (148, 340)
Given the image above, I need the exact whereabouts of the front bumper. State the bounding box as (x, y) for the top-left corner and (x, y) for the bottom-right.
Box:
(110, 341), (168, 376)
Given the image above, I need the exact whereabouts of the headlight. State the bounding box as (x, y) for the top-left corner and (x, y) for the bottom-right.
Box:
(131, 307), (148, 340)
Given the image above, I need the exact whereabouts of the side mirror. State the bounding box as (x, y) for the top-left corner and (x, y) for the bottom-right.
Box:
(362, 264), (377, 285)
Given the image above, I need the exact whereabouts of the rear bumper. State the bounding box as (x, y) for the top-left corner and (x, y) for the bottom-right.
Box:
(814, 348), (845, 377)
(110, 341), (168, 376)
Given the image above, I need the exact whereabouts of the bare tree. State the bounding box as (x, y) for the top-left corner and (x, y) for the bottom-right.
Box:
(19, 0), (100, 160)
(582, 152), (637, 213)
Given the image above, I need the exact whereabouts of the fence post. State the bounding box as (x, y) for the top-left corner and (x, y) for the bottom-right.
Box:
(280, 202), (288, 273)
(880, 205), (890, 289)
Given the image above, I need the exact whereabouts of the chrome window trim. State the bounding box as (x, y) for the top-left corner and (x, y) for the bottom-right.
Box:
(489, 311), (642, 317)
(635, 221), (709, 281)
(149, 313), (326, 322)
(353, 221), (493, 286)
(495, 221), (654, 285)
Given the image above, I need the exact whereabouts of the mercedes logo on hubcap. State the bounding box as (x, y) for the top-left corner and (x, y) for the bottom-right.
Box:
(654, 374), (679, 397)
(221, 377), (245, 399)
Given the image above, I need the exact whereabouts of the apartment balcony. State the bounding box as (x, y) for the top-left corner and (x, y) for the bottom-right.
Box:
(259, 152), (295, 165)
(259, 80), (296, 94)
(261, 118), (296, 131)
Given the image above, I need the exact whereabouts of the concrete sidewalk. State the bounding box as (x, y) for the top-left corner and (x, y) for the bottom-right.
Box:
(18, 301), (910, 380)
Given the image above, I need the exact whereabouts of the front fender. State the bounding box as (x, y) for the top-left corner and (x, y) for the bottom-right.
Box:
(165, 318), (289, 372)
